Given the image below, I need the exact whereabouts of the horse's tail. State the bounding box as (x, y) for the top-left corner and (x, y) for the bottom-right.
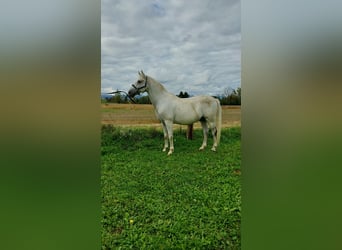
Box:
(216, 99), (222, 146)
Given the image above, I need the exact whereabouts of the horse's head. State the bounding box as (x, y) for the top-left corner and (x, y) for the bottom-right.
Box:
(128, 70), (148, 97)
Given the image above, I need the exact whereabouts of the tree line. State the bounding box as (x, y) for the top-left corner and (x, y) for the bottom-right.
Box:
(102, 87), (241, 105)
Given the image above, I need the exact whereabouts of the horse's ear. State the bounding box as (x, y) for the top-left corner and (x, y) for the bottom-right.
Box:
(141, 70), (145, 77)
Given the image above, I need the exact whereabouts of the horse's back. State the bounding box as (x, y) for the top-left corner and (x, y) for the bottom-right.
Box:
(179, 95), (219, 121)
(189, 95), (219, 111)
(180, 95), (217, 106)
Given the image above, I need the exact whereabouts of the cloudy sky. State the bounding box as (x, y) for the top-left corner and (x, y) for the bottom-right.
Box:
(102, 0), (240, 96)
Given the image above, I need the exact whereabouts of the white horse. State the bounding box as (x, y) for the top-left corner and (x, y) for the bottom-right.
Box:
(128, 71), (222, 156)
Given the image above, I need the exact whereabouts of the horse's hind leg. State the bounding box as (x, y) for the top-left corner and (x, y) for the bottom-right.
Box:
(161, 121), (169, 152)
(208, 121), (218, 151)
(199, 120), (208, 150)
(211, 126), (218, 151)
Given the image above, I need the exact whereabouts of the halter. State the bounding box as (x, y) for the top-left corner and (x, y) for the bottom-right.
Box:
(131, 75), (148, 93)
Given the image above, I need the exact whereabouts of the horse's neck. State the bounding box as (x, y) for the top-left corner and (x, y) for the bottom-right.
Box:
(147, 77), (172, 105)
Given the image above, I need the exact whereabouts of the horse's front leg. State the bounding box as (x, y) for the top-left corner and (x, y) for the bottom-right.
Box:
(161, 121), (168, 152)
(164, 120), (174, 156)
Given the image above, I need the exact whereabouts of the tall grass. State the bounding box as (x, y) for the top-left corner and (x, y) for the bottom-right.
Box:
(101, 125), (241, 249)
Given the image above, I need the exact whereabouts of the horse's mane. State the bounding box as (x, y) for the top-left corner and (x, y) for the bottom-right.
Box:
(148, 75), (168, 93)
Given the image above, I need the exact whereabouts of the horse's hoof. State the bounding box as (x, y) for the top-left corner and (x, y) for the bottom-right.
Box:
(211, 147), (216, 152)
(199, 147), (205, 151)
(167, 148), (174, 156)
(162, 148), (167, 152)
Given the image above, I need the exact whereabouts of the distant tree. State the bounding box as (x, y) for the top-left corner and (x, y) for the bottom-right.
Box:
(177, 91), (190, 98)
(237, 87), (241, 98)
(177, 91), (184, 98)
(108, 90), (128, 103)
(228, 89), (237, 105)
(220, 87), (241, 105)
(223, 87), (231, 99)
(109, 92), (121, 103)
(136, 95), (151, 104)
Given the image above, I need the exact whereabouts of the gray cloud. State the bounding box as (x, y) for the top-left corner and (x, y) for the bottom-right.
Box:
(102, 0), (240, 96)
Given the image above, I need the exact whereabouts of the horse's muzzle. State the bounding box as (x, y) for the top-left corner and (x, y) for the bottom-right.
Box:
(128, 88), (138, 97)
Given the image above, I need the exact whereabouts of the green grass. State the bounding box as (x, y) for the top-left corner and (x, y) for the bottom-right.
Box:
(101, 125), (241, 249)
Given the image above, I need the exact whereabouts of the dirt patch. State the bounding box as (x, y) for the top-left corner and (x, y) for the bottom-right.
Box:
(102, 103), (240, 128)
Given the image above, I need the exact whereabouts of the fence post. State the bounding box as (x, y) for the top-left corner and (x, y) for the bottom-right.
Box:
(186, 124), (193, 140)
(177, 91), (193, 140)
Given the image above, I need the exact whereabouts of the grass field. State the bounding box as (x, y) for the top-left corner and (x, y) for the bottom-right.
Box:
(101, 125), (241, 249)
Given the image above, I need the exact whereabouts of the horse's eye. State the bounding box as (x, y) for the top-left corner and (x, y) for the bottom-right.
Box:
(137, 80), (142, 83)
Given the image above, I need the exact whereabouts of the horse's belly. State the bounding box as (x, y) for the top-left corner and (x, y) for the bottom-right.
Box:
(156, 102), (203, 125)
(174, 111), (199, 125)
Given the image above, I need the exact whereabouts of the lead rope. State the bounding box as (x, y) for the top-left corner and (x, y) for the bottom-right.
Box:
(106, 90), (136, 103)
